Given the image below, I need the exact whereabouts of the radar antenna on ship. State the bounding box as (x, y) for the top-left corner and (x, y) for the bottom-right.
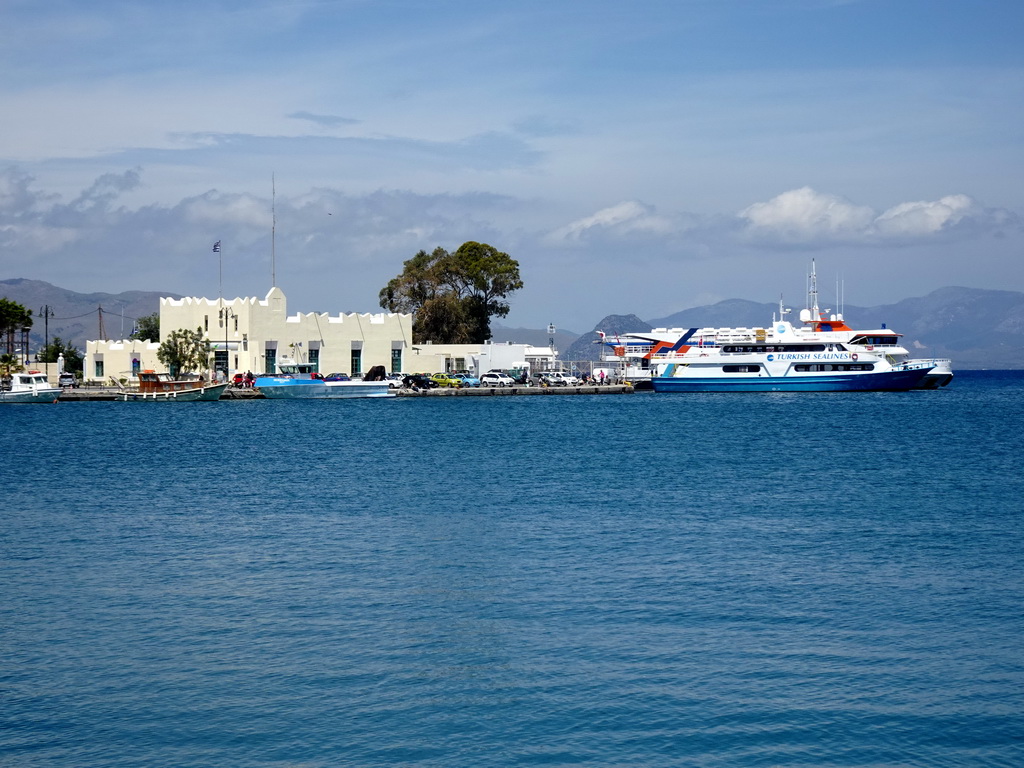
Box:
(799, 259), (821, 326)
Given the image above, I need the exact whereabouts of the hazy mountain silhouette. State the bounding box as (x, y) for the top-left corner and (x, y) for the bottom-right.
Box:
(0, 278), (179, 353)
(3, 279), (1021, 368)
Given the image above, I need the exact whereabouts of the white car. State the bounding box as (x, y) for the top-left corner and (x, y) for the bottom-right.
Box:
(542, 372), (579, 386)
(480, 372), (515, 387)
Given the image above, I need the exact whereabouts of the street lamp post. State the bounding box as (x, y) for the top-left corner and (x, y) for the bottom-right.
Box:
(38, 305), (53, 379)
(221, 307), (236, 382)
(547, 323), (556, 373)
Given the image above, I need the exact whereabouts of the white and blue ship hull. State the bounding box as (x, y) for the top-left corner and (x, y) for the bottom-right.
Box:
(652, 366), (931, 393)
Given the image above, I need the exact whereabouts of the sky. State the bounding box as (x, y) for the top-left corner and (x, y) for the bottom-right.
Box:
(2, 0), (1022, 332)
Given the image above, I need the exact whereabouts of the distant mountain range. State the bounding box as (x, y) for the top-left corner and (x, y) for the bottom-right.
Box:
(0, 278), (179, 354)
(4, 279), (1022, 369)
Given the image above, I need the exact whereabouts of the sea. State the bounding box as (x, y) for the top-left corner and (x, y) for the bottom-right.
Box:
(2, 371), (1023, 767)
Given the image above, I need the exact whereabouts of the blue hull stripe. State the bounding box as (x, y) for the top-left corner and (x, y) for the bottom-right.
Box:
(652, 369), (929, 392)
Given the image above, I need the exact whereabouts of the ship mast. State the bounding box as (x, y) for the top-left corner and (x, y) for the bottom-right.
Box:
(807, 258), (820, 318)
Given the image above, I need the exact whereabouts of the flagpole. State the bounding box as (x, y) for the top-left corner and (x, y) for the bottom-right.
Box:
(213, 240), (223, 380)
(271, 173), (277, 288)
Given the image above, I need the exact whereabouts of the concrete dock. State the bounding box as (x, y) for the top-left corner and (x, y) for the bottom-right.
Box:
(53, 384), (636, 401)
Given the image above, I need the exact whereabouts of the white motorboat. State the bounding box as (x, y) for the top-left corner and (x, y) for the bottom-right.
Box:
(0, 371), (62, 403)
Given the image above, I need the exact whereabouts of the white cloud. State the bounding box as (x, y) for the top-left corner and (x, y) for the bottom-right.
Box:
(546, 201), (673, 243)
(738, 187), (1012, 245)
(739, 187), (874, 242)
(873, 194), (974, 237)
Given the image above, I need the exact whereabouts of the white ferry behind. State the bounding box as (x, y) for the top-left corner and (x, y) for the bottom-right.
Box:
(598, 267), (952, 393)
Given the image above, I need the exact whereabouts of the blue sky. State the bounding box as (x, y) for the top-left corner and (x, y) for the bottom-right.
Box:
(2, 0), (1022, 331)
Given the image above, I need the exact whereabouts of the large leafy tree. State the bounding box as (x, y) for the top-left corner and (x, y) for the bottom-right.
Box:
(0, 298), (33, 356)
(130, 312), (160, 342)
(157, 328), (210, 377)
(38, 337), (84, 374)
(378, 242), (523, 343)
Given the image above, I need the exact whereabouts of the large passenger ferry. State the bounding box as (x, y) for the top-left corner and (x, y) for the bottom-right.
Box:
(598, 266), (952, 393)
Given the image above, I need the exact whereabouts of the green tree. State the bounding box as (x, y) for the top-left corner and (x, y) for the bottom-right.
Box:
(157, 328), (210, 377)
(0, 353), (24, 380)
(378, 241), (523, 343)
(38, 337), (84, 374)
(0, 298), (33, 356)
(131, 312), (160, 342)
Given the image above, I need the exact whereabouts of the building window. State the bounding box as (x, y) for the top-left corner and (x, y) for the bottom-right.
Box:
(351, 349), (362, 375)
(309, 348), (320, 373)
(204, 315), (209, 331)
(264, 348), (276, 374)
(95, 360), (104, 378)
(391, 349), (402, 373)
(131, 358), (140, 377)
(234, 315), (238, 332)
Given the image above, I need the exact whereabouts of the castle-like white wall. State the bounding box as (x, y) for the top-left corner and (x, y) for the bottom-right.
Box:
(84, 287), (414, 381)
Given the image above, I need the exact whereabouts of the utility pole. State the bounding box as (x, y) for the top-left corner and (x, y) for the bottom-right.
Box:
(38, 305), (54, 379)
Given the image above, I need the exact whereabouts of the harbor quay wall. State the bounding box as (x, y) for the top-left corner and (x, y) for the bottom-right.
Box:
(56, 384), (636, 401)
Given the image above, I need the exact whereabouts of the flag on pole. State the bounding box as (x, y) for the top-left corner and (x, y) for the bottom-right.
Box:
(212, 240), (221, 253)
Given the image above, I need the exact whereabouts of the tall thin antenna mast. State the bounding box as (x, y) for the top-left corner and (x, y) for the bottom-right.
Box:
(271, 173), (277, 287)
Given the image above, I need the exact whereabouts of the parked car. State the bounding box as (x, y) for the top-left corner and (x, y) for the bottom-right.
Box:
(385, 374), (405, 389)
(450, 373), (480, 387)
(324, 372), (350, 382)
(541, 371), (579, 386)
(430, 372), (461, 388)
(58, 372), (78, 388)
(403, 374), (438, 389)
(480, 372), (514, 387)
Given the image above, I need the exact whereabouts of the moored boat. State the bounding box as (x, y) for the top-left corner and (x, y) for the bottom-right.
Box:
(254, 364), (393, 399)
(119, 371), (229, 401)
(0, 371), (62, 403)
(600, 265), (945, 393)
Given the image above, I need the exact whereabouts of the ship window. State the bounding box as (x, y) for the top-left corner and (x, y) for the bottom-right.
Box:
(795, 363), (876, 372)
(723, 365), (760, 373)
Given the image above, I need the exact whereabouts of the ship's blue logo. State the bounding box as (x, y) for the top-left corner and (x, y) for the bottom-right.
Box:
(767, 354), (775, 361)
(776, 325), (786, 334)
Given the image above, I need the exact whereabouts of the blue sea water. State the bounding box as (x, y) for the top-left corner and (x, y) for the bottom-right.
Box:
(2, 371), (1023, 767)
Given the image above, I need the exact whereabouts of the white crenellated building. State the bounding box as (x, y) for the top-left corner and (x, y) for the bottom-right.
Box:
(84, 286), (414, 383)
